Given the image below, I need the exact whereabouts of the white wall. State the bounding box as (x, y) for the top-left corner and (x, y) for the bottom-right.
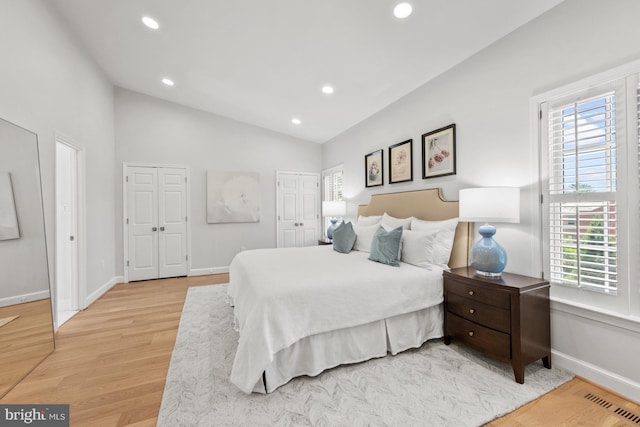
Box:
(0, 0), (116, 305)
(114, 88), (322, 275)
(322, 0), (640, 402)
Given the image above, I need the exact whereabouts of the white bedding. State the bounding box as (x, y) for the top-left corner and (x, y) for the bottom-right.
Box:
(228, 245), (445, 394)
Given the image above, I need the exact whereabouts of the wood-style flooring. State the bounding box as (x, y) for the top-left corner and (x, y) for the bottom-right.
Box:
(1, 274), (639, 426)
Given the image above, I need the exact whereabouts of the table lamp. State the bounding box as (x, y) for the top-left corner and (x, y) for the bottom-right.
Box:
(322, 201), (346, 240)
(459, 187), (520, 277)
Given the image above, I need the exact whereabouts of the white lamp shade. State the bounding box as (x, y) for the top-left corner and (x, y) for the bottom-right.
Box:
(322, 200), (346, 217)
(459, 187), (520, 223)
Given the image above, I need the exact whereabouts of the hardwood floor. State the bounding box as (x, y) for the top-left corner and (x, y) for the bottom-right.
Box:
(2, 274), (639, 426)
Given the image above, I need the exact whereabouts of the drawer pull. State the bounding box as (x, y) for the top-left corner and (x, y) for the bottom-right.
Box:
(469, 308), (476, 314)
(468, 290), (475, 296)
(468, 331), (475, 337)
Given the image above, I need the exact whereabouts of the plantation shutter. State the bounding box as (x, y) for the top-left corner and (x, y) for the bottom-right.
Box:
(547, 86), (622, 294)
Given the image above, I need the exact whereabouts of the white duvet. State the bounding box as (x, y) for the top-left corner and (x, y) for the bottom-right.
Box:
(227, 245), (444, 393)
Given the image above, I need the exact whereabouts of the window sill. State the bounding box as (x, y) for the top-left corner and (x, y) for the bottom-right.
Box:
(550, 297), (640, 333)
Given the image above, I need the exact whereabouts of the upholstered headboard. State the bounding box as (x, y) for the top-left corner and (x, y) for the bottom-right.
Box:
(357, 188), (472, 269)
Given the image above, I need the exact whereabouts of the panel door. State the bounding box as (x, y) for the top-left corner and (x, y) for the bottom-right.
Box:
(158, 168), (188, 278)
(298, 174), (320, 246)
(278, 173), (299, 248)
(127, 167), (159, 281)
(276, 172), (319, 248)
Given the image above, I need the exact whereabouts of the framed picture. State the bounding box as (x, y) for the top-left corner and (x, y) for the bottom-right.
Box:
(206, 171), (261, 223)
(365, 149), (383, 188)
(388, 139), (413, 184)
(422, 123), (456, 179)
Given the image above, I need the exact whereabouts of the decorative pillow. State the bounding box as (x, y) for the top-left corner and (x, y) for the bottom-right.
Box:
(357, 215), (382, 226)
(332, 221), (356, 254)
(352, 223), (380, 252)
(410, 217), (459, 267)
(368, 226), (403, 267)
(400, 230), (437, 268)
(381, 213), (412, 230)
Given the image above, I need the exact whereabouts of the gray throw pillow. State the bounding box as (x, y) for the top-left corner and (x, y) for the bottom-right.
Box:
(368, 225), (403, 267)
(332, 221), (356, 254)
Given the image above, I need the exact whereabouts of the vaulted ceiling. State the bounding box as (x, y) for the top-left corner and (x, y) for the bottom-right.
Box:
(49, 0), (564, 143)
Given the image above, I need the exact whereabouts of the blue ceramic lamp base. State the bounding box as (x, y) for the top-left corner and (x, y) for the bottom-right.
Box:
(326, 218), (338, 240)
(470, 224), (507, 277)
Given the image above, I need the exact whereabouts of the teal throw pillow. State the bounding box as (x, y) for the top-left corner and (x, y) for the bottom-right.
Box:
(332, 221), (356, 254)
(368, 225), (403, 267)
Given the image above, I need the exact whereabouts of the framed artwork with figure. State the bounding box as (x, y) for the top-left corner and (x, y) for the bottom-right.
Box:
(389, 139), (412, 184)
(365, 149), (383, 188)
(422, 124), (456, 179)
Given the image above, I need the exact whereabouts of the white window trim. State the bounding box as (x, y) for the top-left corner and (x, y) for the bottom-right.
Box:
(531, 59), (640, 318)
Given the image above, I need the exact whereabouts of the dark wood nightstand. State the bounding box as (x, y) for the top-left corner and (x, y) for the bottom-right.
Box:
(443, 266), (551, 384)
(318, 239), (332, 246)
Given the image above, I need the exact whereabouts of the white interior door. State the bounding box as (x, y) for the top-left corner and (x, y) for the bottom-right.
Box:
(158, 168), (188, 278)
(126, 165), (189, 281)
(277, 173), (300, 248)
(55, 141), (79, 325)
(276, 172), (320, 247)
(127, 167), (159, 281)
(298, 174), (320, 246)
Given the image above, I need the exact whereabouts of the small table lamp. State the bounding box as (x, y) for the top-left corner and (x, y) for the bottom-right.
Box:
(459, 187), (520, 277)
(322, 201), (346, 240)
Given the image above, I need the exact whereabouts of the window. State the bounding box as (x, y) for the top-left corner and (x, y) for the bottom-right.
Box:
(547, 90), (618, 294)
(322, 164), (344, 230)
(540, 70), (639, 314)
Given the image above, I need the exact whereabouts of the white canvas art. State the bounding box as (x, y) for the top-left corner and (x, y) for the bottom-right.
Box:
(207, 171), (260, 223)
(0, 172), (20, 240)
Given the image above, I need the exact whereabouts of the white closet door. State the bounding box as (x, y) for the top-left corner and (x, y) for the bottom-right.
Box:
(127, 167), (159, 281)
(276, 172), (320, 248)
(126, 165), (189, 282)
(277, 173), (299, 248)
(158, 168), (188, 278)
(298, 174), (320, 246)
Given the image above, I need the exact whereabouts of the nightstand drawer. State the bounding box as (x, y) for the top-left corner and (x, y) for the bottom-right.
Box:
(447, 292), (510, 334)
(445, 276), (510, 309)
(447, 313), (511, 360)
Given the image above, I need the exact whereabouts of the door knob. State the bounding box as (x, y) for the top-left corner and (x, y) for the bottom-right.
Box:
(160, 226), (165, 231)
(152, 227), (158, 231)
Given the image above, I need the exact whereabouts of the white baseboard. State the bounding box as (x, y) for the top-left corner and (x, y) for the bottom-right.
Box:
(84, 276), (119, 308)
(552, 349), (640, 404)
(0, 290), (50, 308)
(189, 267), (229, 276)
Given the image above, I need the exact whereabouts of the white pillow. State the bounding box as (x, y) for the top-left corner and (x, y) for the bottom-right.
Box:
(352, 223), (380, 252)
(381, 213), (412, 230)
(410, 217), (459, 267)
(357, 215), (382, 226)
(401, 230), (437, 268)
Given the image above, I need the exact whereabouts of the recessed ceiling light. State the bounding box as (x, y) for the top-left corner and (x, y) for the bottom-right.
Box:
(162, 78), (174, 86)
(322, 85), (334, 95)
(393, 2), (413, 19)
(142, 16), (159, 30)
(291, 118), (301, 125)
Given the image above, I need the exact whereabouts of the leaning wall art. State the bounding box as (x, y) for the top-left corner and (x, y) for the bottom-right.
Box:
(0, 172), (20, 240)
(206, 171), (260, 223)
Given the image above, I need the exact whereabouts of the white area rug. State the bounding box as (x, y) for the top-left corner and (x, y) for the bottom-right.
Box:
(158, 284), (573, 426)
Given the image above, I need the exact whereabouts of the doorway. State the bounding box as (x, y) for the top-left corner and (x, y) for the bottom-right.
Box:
(55, 139), (81, 327)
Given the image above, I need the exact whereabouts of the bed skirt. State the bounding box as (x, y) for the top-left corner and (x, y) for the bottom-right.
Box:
(254, 303), (444, 393)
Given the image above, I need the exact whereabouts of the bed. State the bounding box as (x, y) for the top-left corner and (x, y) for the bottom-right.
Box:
(227, 189), (471, 394)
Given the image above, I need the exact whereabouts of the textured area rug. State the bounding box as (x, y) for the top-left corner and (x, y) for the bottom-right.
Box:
(158, 284), (573, 427)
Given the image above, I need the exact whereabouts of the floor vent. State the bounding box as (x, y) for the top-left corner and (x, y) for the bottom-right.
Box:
(584, 393), (640, 424)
